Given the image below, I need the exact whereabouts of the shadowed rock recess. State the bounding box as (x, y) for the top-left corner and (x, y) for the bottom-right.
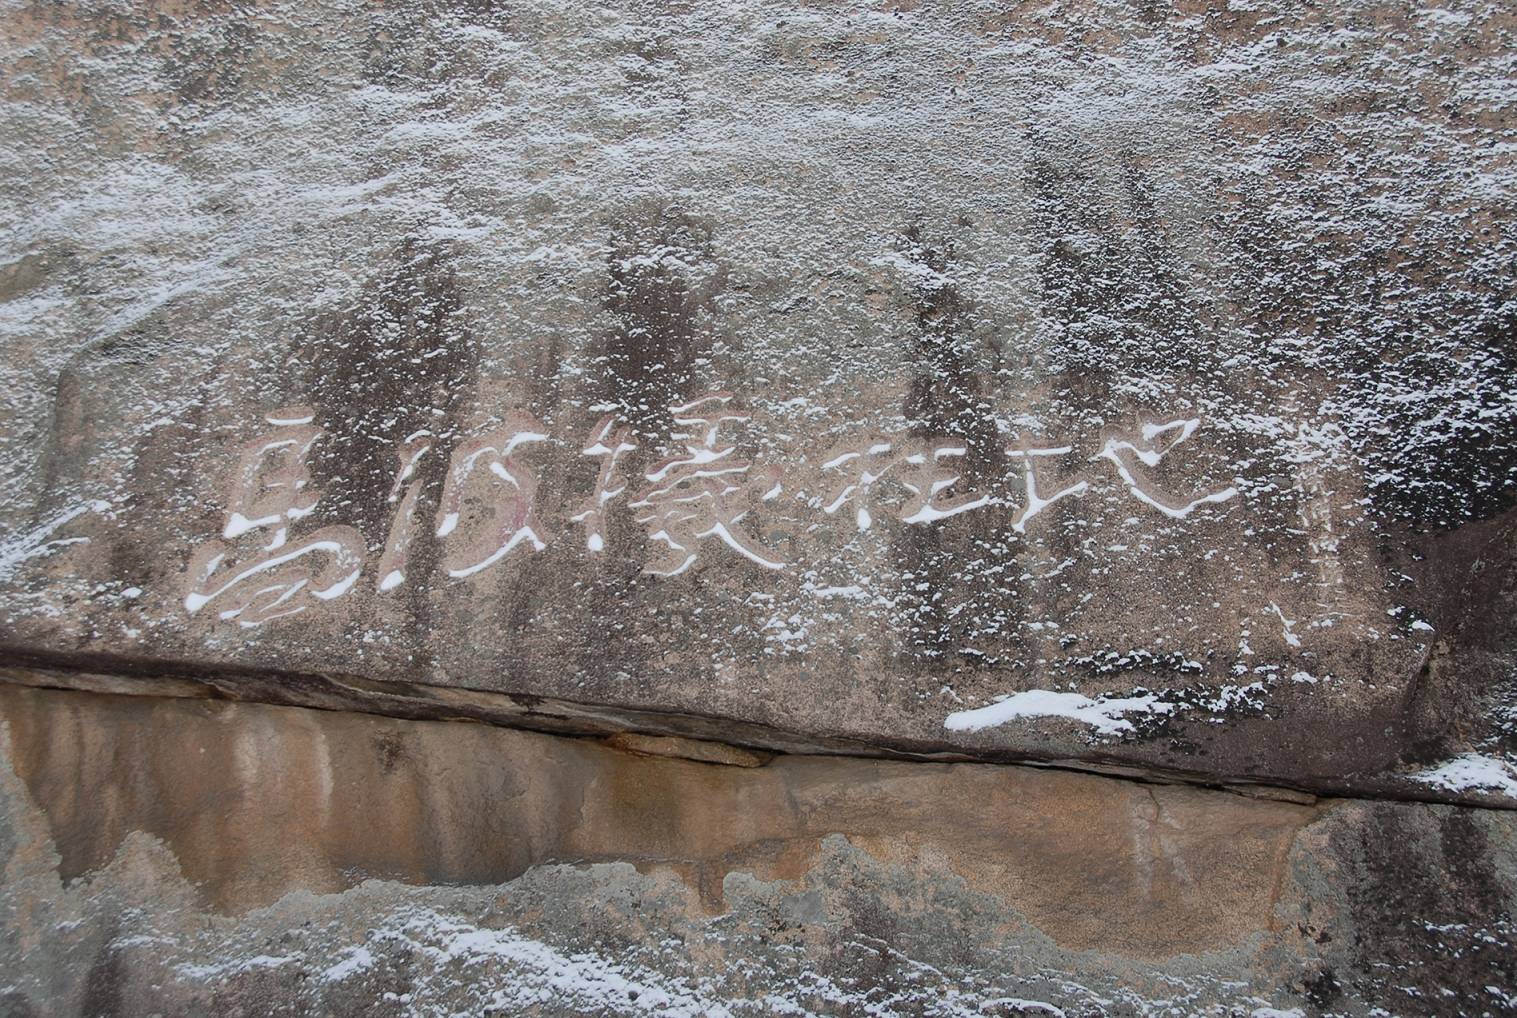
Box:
(0, 0), (1514, 1014)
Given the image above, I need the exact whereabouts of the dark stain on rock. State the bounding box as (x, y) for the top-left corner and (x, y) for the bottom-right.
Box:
(1114, 154), (1207, 373)
(888, 225), (1021, 674)
(301, 241), (481, 655)
(548, 207), (738, 690)
(1027, 153), (1207, 397)
(1438, 811), (1506, 903)
(106, 371), (224, 606)
(78, 931), (125, 1018)
(1223, 143), (1516, 534)
(374, 732), (406, 774)
(161, 17), (255, 105)
(897, 225), (1003, 482)
(524, 329), (566, 420)
(0, 989), (40, 1018)
(1339, 806), (1515, 1013)
(1022, 150), (1222, 607)
(1396, 509), (1517, 766)
(1021, 152), (1227, 608)
(597, 207), (724, 440)
(1300, 966), (1342, 1009)
(1364, 312), (1517, 531)
(304, 242), (479, 548)
(35, 301), (181, 514)
(33, 361), (91, 518)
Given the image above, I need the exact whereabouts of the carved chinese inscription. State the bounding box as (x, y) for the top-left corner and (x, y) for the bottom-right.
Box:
(821, 438), (990, 528)
(376, 430), (434, 593)
(628, 393), (785, 576)
(184, 399), (1239, 626)
(570, 416), (637, 554)
(1095, 419), (1239, 519)
(1005, 442), (1088, 534)
(184, 407), (364, 626)
(434, 413), (550, 578)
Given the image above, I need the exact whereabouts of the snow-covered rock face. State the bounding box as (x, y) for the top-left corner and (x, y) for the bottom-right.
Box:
(1, 0), (1515, 801)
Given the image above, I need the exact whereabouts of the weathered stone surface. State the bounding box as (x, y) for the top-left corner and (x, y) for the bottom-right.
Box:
(603, 731), (774, 767)
(3, 0), (1516, 802)
(2, 1), (1517, 1009)
(0, 685), (1513, 1016)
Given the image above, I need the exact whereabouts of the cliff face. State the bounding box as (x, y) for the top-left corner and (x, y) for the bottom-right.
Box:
(0, 0), (1514, 1013)
(2, 684), (1514, 1016)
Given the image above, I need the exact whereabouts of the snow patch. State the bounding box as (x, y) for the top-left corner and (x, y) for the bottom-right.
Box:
(1410, 753), (1517, 798)
(944, 689), (1178, 736)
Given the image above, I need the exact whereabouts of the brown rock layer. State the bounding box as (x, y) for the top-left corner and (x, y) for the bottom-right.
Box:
(0, 683), (1513, 1015)
(0, 683), (1306, 956)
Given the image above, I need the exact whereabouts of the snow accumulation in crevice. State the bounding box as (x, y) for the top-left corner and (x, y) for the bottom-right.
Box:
(1410, 753), (1517, 798)
(944, 689), (1178, 736)
(943, 679), (1278, 737)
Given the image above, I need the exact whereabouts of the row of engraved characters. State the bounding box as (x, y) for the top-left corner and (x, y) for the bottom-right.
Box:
(184, 393), (1237, 626)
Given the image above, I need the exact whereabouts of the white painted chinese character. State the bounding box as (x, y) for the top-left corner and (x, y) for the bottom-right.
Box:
(1005, 441), (1089, 533)
(820, 440), (900, 530)
(434, 413), (549, 578)
(897, 440), (992, 524)
(184, 407), (364, 627)
(1094, 419), (1238, 518)
(569, 415), (637, 554)
(376, 430), (435, 592)
(821, 436), (990, 528)
(629, 393), (785, 576)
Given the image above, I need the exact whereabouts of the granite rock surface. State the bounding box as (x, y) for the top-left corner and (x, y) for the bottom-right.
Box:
(1, 0), (1516, 1013)
(3, 0), (1516, 800)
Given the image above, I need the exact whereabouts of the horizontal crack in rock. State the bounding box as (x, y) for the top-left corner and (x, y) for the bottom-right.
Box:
(0, 648), (1510, 811)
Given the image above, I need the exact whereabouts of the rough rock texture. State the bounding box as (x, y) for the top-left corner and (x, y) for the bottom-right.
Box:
(2, 0), (1517, 1013)
(1, 0), (1515, 802)
(1, 684), (1514, 1017)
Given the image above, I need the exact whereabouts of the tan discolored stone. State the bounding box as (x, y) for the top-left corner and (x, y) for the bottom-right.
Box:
(0, 685), (1512, 1016)
(602, 731), (775, 768)
(0, 683), (1310, 958)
